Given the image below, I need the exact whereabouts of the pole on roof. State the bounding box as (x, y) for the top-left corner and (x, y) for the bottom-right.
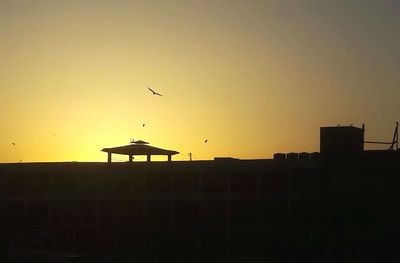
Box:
(389, 122), (399, 150)
(364, 122), (399, 151)
(396, 122), (398, 150)
(364, 141), (393, 145)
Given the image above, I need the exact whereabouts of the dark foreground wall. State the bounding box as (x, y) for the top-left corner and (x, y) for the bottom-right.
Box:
(0, 152), (399, 262)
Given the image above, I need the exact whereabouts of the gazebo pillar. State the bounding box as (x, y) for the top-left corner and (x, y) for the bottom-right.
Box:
(129, 155), (133, 162)
(147, 155), (151, 162)
(107, 152), (112, 163)
(168, 155), (172, 162)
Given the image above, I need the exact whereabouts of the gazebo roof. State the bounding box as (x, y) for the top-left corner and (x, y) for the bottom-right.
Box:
(101, 143), (179, 156)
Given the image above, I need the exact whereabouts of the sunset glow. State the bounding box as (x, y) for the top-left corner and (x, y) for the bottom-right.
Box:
(1, 1), (399, 162)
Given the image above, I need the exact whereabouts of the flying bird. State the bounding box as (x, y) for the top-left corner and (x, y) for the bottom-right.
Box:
(12, 142), (15, 146)
(204, 139), (208, 143)
(142, 123), (145, 127)
(147, 87), (163, 96)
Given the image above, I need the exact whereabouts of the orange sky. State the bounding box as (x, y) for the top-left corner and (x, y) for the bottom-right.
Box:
(1, 1), (399, 162)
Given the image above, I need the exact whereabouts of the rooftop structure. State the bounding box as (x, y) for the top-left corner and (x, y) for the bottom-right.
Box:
(320, 125), (364, 154)
(101, 140), (179, 163)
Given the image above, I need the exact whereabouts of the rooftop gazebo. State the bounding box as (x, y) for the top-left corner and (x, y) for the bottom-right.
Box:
(101, 140), (179, 163)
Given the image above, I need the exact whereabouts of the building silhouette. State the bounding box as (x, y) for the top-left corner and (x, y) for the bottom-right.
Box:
(320, 126), (364, 154)
(0, 125), (399, 262)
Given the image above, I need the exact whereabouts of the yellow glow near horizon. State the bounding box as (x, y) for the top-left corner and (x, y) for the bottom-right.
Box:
(1, 1), (399, 163)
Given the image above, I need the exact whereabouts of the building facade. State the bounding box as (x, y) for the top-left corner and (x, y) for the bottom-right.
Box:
(0, 151), (399, 261)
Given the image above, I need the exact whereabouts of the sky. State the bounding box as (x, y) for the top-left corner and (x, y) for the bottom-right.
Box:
(0, 0), (399, 162)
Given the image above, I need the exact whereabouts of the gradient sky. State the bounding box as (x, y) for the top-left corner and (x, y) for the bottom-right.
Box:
(1, 0), (399, 162)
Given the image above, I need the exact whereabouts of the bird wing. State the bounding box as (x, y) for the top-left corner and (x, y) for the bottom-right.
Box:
(155, 92), (163, 96)
(147, 87), (156, 94)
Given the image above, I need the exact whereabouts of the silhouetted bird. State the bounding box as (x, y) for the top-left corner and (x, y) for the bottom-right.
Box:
(142, 123), (145, 127)
(12, 143), (15, 146)
(147, 87), (163, 96)
(205, 139), (208, 143)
